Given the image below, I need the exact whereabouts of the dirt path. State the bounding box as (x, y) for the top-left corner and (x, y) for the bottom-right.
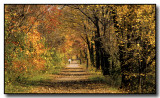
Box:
(31, 61), (122, 93)
(54, 61), (91, 82)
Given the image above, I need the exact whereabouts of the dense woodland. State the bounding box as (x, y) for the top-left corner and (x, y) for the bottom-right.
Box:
(5, 4), (155, 93)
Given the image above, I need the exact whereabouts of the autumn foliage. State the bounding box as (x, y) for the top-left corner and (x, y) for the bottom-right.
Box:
(5, 4), (156, 93)
(5, 5), (66, 86)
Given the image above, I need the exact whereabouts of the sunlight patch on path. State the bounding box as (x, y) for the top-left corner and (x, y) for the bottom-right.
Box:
(31, 61), (123, 93)
(54, 61), (91, 82)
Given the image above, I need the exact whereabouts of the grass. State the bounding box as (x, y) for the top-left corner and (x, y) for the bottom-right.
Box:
(5, 82), (33, 93)
(5, 63), (122, 93)
(51, 66), (64, 74)
(88, 75), (120, 92)
(108, 86), (119, 91)
(80, 63), (102, 75)
(91, 75), (121, 87)
(5, 73), (52, 93)
(89, 75), (106, 82)
(5, 65), (64, 93)
(26, 74), (51, 82)
(81, 63), (121, 88)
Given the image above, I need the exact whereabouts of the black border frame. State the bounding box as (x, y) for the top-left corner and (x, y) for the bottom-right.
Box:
(4, 4), (157, 95)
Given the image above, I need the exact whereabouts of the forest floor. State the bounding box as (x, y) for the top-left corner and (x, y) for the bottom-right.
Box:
(26, 61), (123, 93)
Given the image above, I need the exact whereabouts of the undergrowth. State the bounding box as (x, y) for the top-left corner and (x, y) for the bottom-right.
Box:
(5, 65), (64, 93)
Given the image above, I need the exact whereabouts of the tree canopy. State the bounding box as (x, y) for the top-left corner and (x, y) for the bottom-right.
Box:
(5, 4), (155, 93)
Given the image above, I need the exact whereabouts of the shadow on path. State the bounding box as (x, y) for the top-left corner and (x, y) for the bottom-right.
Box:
(22, 79), (107, 90)
(18, 61), (121, 93)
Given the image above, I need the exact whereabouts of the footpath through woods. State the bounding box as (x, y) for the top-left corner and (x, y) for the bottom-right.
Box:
(31, 61), (122, 93)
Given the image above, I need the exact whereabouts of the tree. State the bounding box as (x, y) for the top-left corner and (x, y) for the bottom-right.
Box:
(113, 5), (155, 93)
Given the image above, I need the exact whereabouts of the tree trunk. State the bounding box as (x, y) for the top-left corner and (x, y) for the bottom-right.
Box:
(94, 16), (101, 70)
(90, 42), (95, 67)
(112, 8), (130, 90)
(86, 57), (88, 69)
(100, 48), (110, 75)
(85, 34), (95, 67)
